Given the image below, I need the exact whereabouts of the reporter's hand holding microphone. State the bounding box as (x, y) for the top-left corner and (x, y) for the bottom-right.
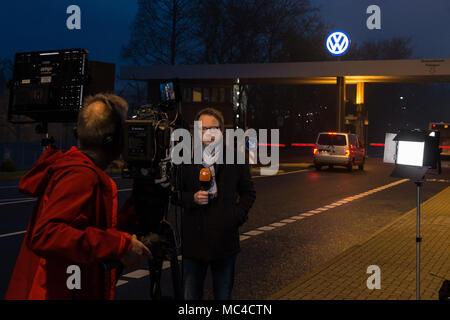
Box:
(193, 168), (212, 205)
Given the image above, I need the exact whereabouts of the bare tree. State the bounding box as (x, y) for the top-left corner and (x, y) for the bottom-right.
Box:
(121, 0), (200, 65)
(120, 0), (203, 108)
(120, 1), (202, 110)
(195, 0), (326, 64)
(346, 37), (413, 60)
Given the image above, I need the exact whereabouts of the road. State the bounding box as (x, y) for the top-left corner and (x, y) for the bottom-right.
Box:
(0, 157), (449, 299)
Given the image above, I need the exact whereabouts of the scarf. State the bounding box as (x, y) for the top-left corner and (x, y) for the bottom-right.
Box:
(202, 146), (220, 199)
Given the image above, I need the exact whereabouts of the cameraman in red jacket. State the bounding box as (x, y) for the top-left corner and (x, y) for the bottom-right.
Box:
(6, 93), (152, 300)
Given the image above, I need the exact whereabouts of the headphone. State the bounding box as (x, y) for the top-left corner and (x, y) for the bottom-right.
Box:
(73, 96), (125, 155)
(102, 100), (125, 154)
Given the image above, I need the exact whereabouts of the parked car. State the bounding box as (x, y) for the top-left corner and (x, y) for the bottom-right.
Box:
(313, 132), (366, 172)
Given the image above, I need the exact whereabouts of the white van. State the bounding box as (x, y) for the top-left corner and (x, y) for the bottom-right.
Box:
(313, 132), (366, 172)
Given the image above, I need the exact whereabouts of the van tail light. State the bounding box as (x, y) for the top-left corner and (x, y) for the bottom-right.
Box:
(345, 149), (350, 157)
(313, 148), (318, 155)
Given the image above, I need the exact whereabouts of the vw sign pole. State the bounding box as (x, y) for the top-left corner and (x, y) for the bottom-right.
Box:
(326, 31), (351, 132)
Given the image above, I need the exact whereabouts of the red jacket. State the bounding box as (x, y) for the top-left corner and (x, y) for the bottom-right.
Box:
(5, 146), (136, 300)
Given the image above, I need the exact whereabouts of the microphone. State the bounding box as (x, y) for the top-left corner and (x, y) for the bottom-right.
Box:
(199, 168), (211, 191)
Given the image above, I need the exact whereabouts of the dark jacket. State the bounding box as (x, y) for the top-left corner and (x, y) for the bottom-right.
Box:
(181, 162), (256, 261)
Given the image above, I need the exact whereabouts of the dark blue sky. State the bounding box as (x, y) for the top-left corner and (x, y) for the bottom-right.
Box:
(0, 0), (449, 65)
(0, 0), (138, 64)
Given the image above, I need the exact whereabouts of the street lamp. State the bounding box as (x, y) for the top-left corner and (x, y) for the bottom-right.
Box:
(385, 130), (440, 300)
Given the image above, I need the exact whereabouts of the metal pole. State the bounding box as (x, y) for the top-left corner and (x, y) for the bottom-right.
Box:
(41, 122), (49, 153)
(416, 181), (422, 300)
(43, 132), (49, 153)
(336, 76), (346, 132)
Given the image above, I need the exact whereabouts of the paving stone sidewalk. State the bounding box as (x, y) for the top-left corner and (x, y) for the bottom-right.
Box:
(270, 186), (450, 300)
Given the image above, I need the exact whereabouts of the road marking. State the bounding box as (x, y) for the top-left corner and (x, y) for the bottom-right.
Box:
(280, 219), (296, 223)
(426, 178), (450, 183)
(233, 179), (410, 245)
(331, 202), (343, 206)
(0, 197), (35, 202)
(244, 230), (264, 236)
(116, 280), (128, 287)
(253, 169), (312, 179)
(0, 230), (26, 238)
(270, 222), (286, 227)
(290, 216), (305, 220)
(0, 188), (134, 206)
(122, 269), (150, 279)
(0, 199), (36, 206)
(240, 235), (250, 241)
(258, 226), (276, 231)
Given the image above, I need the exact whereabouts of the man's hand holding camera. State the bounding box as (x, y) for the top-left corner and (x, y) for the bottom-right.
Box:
(120, 235), (153, 270)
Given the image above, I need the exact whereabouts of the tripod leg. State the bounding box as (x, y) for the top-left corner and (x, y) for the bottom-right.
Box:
(148, 258), (163, 300)
(170, 254), (182, 300)
(416, 182), (422, 300)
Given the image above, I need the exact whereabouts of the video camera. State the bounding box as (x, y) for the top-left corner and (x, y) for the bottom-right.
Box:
(121, 81), (185, 300)
(121, 81), (183, 185)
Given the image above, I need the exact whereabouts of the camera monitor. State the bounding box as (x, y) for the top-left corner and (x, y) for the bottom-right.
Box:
(160, 82), (178, 103)
(8, 49), (89, 123)
(8, 48), (115, 123)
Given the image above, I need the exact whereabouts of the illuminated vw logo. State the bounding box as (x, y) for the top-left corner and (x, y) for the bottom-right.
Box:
(326, 31), (350, 56)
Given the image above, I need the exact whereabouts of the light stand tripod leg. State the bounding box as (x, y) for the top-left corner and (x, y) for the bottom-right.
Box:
(415, 181), (422, 300)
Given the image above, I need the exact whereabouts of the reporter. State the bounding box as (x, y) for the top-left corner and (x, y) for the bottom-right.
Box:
(6, 93), (151, 300)
(181, 108), (256, 300)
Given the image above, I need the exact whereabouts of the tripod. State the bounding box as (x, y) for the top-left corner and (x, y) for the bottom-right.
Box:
(134, 181), (182, 300)
(143, 219), (182, 300)
(415, 181), (422, 300)
(35, 121), (55, 152)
